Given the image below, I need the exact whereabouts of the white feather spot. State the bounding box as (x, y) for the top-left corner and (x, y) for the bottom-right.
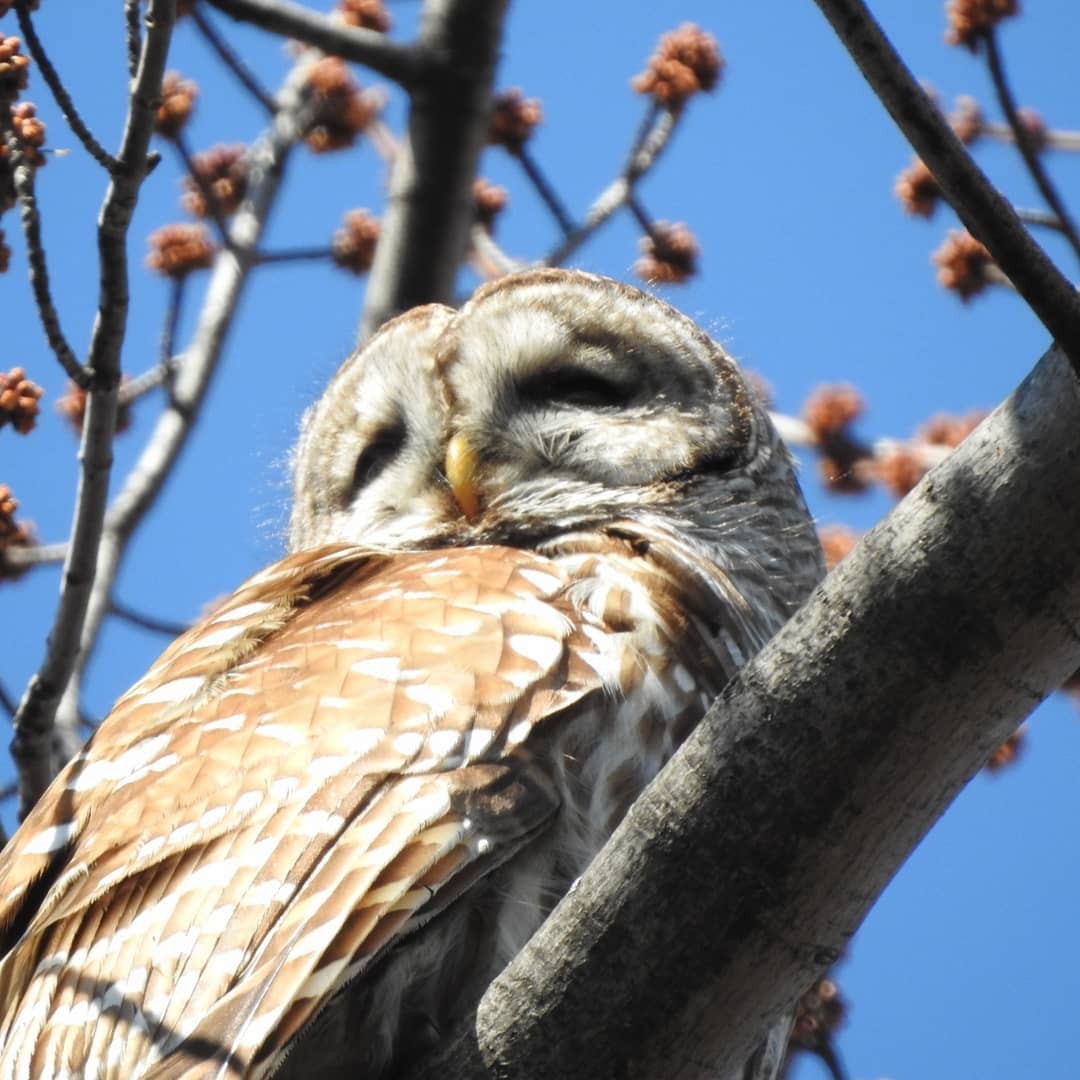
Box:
(508, 633), (562, 669)
(463, 728), (495, 758)
(292, 920), (338, 959)
(296, 810), (345, 837)
(342, 729), (382, 756)
(24, 820), (77, 854)
(233, 789), (264, 817)
(427, 730), (462, 757)
(518, 567), (562, 594)
(214, 600), (272, 622)
(199, 805), (229, 830)
(506, 720), (532, 746)
(138, 676), (205, 705)
(66, 732), (171, 792)
(297, 956), (350, 1001)
(402, 683), (455, 712)
(308, 755), (350, 783)
(351, 656), (401, 681)
(403, 787), (452, 822)
(204, 713), (246, 732)
(392, 732), (425, 758)
(253, 723), (304, 746)
(428, 619), (484, 637)
(157, 927), (199, 959)
(269, 776), (301, 801)
(192, 622), (247, 649)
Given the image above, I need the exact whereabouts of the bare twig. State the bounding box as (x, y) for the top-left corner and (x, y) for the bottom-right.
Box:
(1016, 207), (1068, 233)
(206, 0), (423, 87)
(255, 245), (333, 264)
(983, 29), (1080, 265)
(173, 133), (236, 245)
(0, 107), (85, 385)
(980, 121), (1080, 152)
(158, 275), (186, 375)
(191, 5), (278, 115)
(468, 222), (524, 278)
(50, 62), (320, 771)
(515, 146), (574, 237)
(544, 106), (679, 267)
(1, 542), (67, 571)
(808, 0), (1080, 371)
(11, 0), (177, 819)
(14, 3), (118, 172)
(0, 680), (15, 720)
(125, 0), (141, 79)
(360, 0), (510, 336)
(109, 599), (189, 638)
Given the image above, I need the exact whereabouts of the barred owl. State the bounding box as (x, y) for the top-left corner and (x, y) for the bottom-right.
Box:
(0, 270), (823, 1078)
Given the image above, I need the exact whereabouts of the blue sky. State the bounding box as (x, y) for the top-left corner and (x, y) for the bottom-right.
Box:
(3, 3), (1080, 1077)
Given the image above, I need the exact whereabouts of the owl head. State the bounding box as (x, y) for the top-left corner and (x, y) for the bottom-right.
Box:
(290, 269), (821, 613)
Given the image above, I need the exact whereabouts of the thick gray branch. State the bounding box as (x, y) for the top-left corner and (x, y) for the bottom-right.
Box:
(410, 344), (1080, 1079)
(359, 0), (508, 337)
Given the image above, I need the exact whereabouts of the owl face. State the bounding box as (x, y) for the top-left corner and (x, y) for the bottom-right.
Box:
(289, 304), (457, 550)
(434, 271), (768, 542)
(291, 270), (815, 604)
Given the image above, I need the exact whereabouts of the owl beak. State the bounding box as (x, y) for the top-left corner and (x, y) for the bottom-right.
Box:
(446, 432), (483, 520)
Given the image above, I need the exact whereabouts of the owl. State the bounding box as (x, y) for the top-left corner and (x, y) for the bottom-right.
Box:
(0, 270), (823, 1078)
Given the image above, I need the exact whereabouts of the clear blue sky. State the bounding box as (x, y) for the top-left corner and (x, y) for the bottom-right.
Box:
(4, 3), (1080, 1077)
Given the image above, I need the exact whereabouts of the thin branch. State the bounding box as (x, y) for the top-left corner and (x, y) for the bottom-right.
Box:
(255, 245), (333, 264)
(109, 599), (189, 638)
(0, 107), (85, 385)
(206, 0), (424, 87)
(982, 29), (1080, 265)
(125, 0), (141, 79)
(544, 106), (680, 267)
(468, 221), (524, 278)
(11, 0), (177, 819)
(1016, 207), (1069, 233)
(360, 0), (510, 336)
(173, 133), (236, 246)
(14, 3), (118, 172)
(157, 275), (186, 375)
(808, 0), (1080, 371)
(191, 6), (278, 115)
(515, 146), (574, 237)
(1, 542), (67, 571)
(0, 680), (15, 720)
(408, 343), (1080, 1080)
(980, 121), (1080, 152)
(50, 62), (321, 774)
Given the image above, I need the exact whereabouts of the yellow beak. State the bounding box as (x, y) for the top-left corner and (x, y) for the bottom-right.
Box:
(445, 432), (482, 520)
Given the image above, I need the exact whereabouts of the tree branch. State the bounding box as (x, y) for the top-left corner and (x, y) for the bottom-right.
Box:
(14, 2), (118, 172)
(205, 0), (423, 87)
(11, 0), (177, 818)
(50, 61), (318, 772)
(809, 0), (1080, 369)
(409, 342), (1080, 1080)
(359, 0), (509, 337)
(982, 28), (1080, 265)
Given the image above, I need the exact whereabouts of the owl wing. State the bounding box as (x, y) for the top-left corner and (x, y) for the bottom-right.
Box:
(0, 544), (605, 1078)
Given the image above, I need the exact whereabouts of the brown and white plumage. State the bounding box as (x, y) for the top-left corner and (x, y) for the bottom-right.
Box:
(0, 270), (823, 1077)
